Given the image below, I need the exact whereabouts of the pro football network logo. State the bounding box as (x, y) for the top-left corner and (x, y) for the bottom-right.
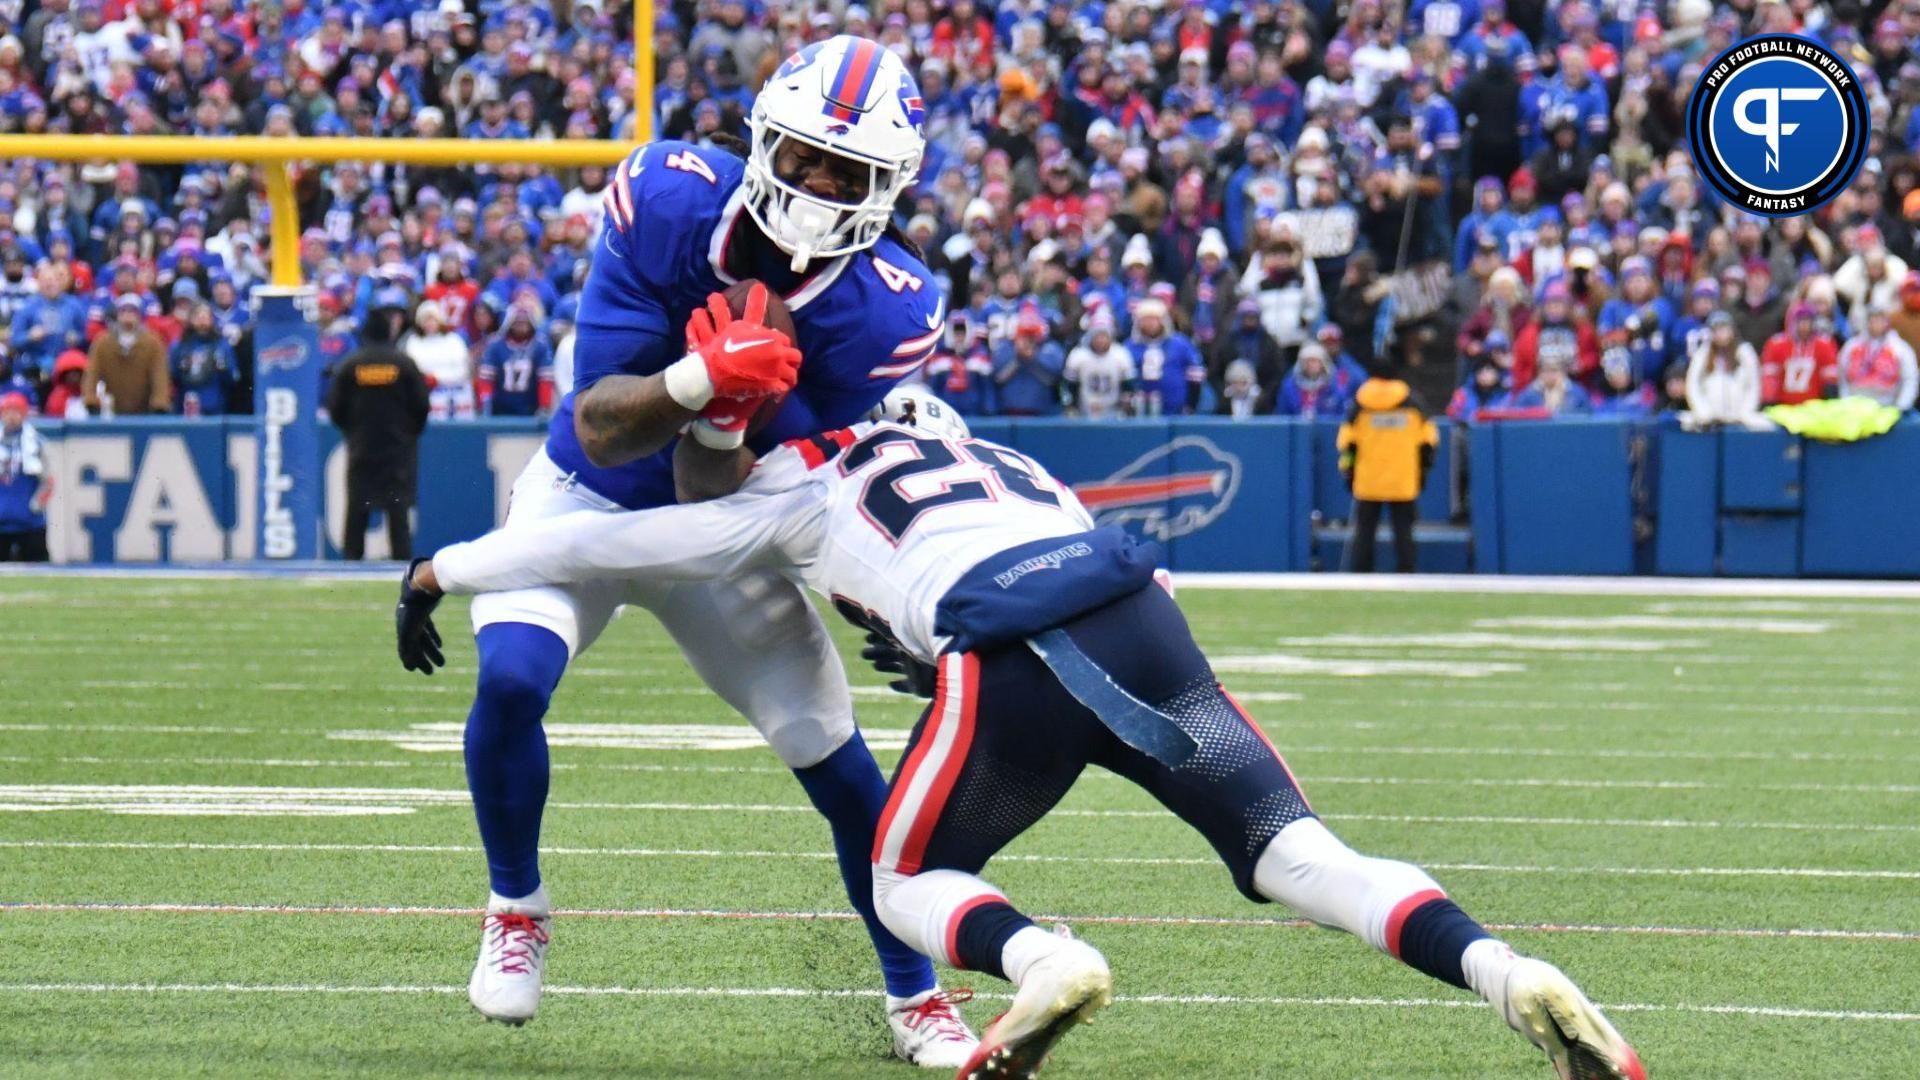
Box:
(1686, 34), (1867, 217)
(1072, 437), (1241, 542)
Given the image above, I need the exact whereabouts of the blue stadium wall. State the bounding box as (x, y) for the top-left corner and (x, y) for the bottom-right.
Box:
(25, 416), (1920, 577)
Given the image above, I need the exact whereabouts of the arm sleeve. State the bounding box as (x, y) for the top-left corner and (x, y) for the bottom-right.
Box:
(431, 483), (823, 595)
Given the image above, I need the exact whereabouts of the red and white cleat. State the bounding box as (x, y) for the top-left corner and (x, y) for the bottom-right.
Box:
(468, 888), (550, 1025)
(1500, 958), (1647, 1080)
(889, 988), (980, 1069)
(955, 937), (1110, 1080)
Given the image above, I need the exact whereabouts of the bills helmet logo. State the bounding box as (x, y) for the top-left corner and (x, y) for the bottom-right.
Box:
(775, 45), (822, 81)
(825, 122), (852, 135)
(256, 339), (310, 373)
(898, 84), (925, 130)
(1072, 437), (1242, 541)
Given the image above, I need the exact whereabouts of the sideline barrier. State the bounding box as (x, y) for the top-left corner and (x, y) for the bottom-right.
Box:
(25, 416), (1920, 576)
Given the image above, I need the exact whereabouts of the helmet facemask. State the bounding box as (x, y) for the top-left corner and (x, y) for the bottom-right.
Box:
(744, 119), (914, 272)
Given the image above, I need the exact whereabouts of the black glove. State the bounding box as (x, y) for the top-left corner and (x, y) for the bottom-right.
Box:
(860, 630), (937, 699)
(396, 557), (445, 675)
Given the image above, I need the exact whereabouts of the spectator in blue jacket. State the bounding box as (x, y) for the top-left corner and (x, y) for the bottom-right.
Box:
(0, 390), (50, 561)
(1509, 356), (1593, 415)
(992, 309), (1065, 416)
(1127, 298), (1207, 415)
(1455, 178), (1516, 272)
(169, 302), (239, 416)
(1276, 342), (1354, 418)
(9, 264), (88, 381)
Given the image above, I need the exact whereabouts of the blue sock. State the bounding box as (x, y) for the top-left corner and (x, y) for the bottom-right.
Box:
(793, 732), (938, 999)
(1393, 897), (1491, 990)
(952, 901), (1036, 981)
(465, 624), (569, 899)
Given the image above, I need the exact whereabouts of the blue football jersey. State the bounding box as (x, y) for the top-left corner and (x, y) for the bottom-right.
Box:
(547, 141), (946, 509)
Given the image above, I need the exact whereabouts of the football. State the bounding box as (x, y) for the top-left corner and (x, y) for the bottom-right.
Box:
(721, 278), (797, 347)
(718, 279), (792, 436)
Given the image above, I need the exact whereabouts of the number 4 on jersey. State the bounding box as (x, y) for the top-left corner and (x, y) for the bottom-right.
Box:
(872, 255), (923, 294)
(664, 151), (718, 185)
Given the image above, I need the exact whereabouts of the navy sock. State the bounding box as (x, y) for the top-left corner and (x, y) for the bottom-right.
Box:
(465, 624), (568, 899)
(951, 902), (1036, 981)
(793, 732), (937, 999)
(1392, 897), (1491, 990)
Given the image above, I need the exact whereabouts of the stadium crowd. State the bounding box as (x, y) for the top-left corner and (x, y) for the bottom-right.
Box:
(0, 0), (1918, 431)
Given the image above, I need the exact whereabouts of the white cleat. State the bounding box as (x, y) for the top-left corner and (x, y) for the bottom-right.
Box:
(955, 933), (1111, 1080)
(468, 888), (550, 1025)
(1499, 958), (1647, 1080)
(889, 988), (981, 1069)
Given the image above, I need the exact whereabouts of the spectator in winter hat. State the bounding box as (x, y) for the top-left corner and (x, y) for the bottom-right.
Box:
(1834, 223), (1909, 330)
(1685, 311), (1765, 430)
(1759, 303), (1840, 406)
(1455, 177), (1516, 272)
(1180, 229), (1239, 351)
(85, 294), (171, 415)
(1063, 309), (1135, 420)
(1127, 297), (1206, 416)
(0, 389), (50, 561)
(1459, 265), (1531, 361)
(1838, 302), (1920, 410)
(1276, 341), (1352, 419)
(1513, 279), (1599, 391)
(1734, 259), (1789, 349)
(1449, 338), (1513, 421)
(970, 293), (1057, 412)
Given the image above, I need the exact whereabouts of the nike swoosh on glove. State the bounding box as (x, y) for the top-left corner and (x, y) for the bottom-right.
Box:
(396, 558), (445, 675)
(667, 282), (801, 407)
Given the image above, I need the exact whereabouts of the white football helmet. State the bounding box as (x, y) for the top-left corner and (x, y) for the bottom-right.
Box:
(746, 35), (926, 272)
(870, 388), (970, 440)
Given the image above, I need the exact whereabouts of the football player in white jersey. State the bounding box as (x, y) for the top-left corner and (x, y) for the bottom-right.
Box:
(397, 392), (1644, 1080)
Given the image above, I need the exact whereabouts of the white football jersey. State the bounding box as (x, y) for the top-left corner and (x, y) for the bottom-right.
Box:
(433, 422), (1097, 661)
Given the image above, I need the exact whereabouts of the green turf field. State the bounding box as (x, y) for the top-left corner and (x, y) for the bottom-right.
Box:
(2, 574), (1916, 1079)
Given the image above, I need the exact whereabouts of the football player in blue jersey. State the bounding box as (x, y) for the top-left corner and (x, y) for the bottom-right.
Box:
(404, 35), (973, 1066)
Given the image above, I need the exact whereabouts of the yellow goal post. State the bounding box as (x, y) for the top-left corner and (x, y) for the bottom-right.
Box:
(0, 135), (640, 289)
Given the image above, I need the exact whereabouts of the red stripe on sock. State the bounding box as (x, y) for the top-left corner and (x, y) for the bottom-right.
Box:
(943, 892), (1007, 969)
(1384, 889), (1448, 959)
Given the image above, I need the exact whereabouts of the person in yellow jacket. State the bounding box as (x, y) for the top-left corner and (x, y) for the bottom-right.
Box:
(1336, 362), (1438, 572)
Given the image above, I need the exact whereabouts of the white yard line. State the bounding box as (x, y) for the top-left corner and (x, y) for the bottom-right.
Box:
(6, 902), (1915, 943)
(1173, 573), (1920, 599)
(1271, 633), (1702, 652)
(0, 980), (1911, 1022)
(5, 840), (1910, 879)
(1472, 615), (1832, 634)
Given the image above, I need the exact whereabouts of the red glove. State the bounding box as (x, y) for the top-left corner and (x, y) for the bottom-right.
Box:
(663, 282), (802, 409)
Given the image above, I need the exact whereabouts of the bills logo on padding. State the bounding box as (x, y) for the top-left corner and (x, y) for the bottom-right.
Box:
(1686, 34), (1867, 217)
(1073, 437), (1241, 541)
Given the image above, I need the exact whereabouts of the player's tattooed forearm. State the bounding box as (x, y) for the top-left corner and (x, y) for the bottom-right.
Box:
(573, 374), (689, 467)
